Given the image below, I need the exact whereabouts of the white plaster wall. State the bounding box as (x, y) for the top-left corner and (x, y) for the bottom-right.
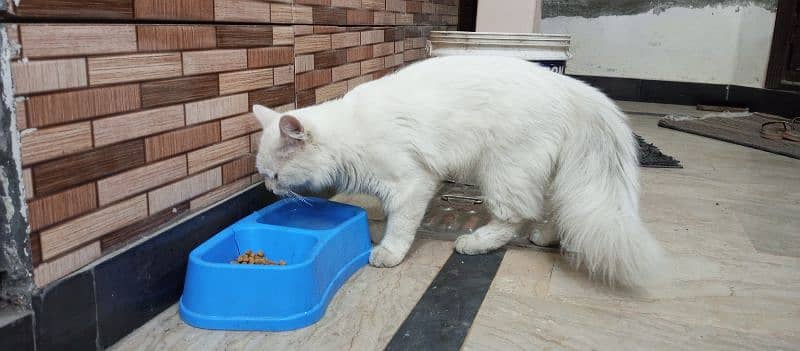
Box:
(476, 0), (542, 33)
(541, 5), (776, 87)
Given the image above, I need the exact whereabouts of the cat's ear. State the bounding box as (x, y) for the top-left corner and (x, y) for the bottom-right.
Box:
(279, 115), (306, 141)
(252, 104), (279, 127)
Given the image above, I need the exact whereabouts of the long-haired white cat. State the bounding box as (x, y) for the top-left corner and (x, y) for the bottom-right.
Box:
(253, 55), (663, 286)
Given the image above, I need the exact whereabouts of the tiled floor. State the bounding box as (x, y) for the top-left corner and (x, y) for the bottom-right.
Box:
(110, 102), (800, 351)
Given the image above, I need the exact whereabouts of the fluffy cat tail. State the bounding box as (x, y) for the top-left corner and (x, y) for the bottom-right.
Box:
(551, 100), (664, 287)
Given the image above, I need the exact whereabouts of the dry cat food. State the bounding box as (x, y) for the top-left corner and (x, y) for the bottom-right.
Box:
(231, 250), (286, 266)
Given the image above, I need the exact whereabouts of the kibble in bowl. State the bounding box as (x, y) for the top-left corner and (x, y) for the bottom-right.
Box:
(231, 250), (286, 266)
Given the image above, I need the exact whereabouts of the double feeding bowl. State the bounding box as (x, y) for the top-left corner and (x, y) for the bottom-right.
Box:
(179, 197), (371, 331)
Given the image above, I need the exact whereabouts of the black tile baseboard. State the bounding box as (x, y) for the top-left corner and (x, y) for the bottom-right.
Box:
(33, 270), (97, 351)
(570, 75), (800, 117)
(19, 184), (275, 351)
(0, 311), (35, 351)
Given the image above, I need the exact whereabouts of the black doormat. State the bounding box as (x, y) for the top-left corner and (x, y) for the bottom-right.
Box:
(636, 134), (682, 168)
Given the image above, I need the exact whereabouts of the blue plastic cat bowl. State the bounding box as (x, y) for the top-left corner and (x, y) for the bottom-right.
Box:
(178, 197), (371, 331)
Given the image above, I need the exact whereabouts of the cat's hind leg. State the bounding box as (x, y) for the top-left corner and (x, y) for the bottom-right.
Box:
(456, 149), (553, 254)
(455, 217), (525, 254)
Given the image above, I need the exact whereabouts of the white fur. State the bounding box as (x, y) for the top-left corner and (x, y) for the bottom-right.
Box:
(253, 56), (664, 286)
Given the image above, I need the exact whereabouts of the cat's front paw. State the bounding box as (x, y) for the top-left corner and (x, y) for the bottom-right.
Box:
(455, 234), (492, 255)
(369, 245), (405, 267)
(530, 228), (559, 247)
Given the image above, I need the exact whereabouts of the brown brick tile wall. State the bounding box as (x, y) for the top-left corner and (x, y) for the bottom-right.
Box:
(6, 2), (457, 287)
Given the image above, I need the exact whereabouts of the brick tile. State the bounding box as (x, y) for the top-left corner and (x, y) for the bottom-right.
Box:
(386, 0), (405, 12)
(385, 53), (404, 68)
(40, 195), (147, 260)
(182, 49), (247, 75)
(100, 202), (188, 252)
(363, 0), (385, 10)
(312, 6), (347, 25)
(27, 183), (97, 232)
(148, 168), (221, 213)
(405, 37), (426, 49)
(314, 26), (345, 34)
(296, 69), (332, 91)
(190, 177), (250, 210)
(347, 74), (372, 91)
(34, 242), (101, 287)
(332, 62), (360, 82)
(221, 113), (261, 140)
(346, 45), (373, 62)
(403, 47), (426, 62)
(248, 46), (294, 68)
(384, 27), (404, 41)
(20, 25), (136, 58)
(374, 11), (395, 25)
(249, 84), (295, 108)
(331, 32), (360, 49)
(314, 50), (347, 69)
(135, 0), (214, 20)
(221, 155), (256, 184)
(185, 94), (249, 125)
(373, 42), (395, 57)
(21, 122), (92, 165)
(395, 40), (404, 53)
(332, 0), (360, 8)
(15, 0), (134, 19)
(293, 25), (314, 36)
(361, 30), (384, 45)
(395, 13), (413, 25)
(93, 105), (184, 147)
(292, 5), (314, 24)
(347, 9), (373, 24)
(405, 0), (421, 13)
(97, 156), (187, 206)
(296, 90), (315, 108)
(23, 168), (34, 199)
(373, 68), (391, 79)
(269, 3), (293, 23)
(141, 74), (219, 108)
(316, 81), (348, 103)
(11, 58), (87, 95)
(274, 65), (295, 85)
(137, 25), (216, 51)
(250, 173), (263, 185)
(250, 131), (262, 153)
(15, 99), (27, 130)
(295, 34), (332, 54)
(144, 122), (220, 161)
(216, 25), (273, 48)
(219, 68), (274, 95)
(187, 136), (250, 173)
(214, 0), (270, 22)
(296, 0), (329, 5)
(274, 102), (295, 113)
(30, 232), (41, 266)
(27, 84), (140, 128)
(294, 54), (315, 73)
(360, 57), (384, 74)
(272, 26), (295, 45)
(88, 53), (182, 86)
(33, 139), (145, 196)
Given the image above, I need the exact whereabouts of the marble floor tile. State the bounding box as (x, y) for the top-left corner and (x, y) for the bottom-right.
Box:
(110, 239), (453, 351)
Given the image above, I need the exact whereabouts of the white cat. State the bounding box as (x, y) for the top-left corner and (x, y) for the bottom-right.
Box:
(253, 55), (663, 286)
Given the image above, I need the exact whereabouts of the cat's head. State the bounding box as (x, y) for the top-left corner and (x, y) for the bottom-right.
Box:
(252, 104), (335, 196)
